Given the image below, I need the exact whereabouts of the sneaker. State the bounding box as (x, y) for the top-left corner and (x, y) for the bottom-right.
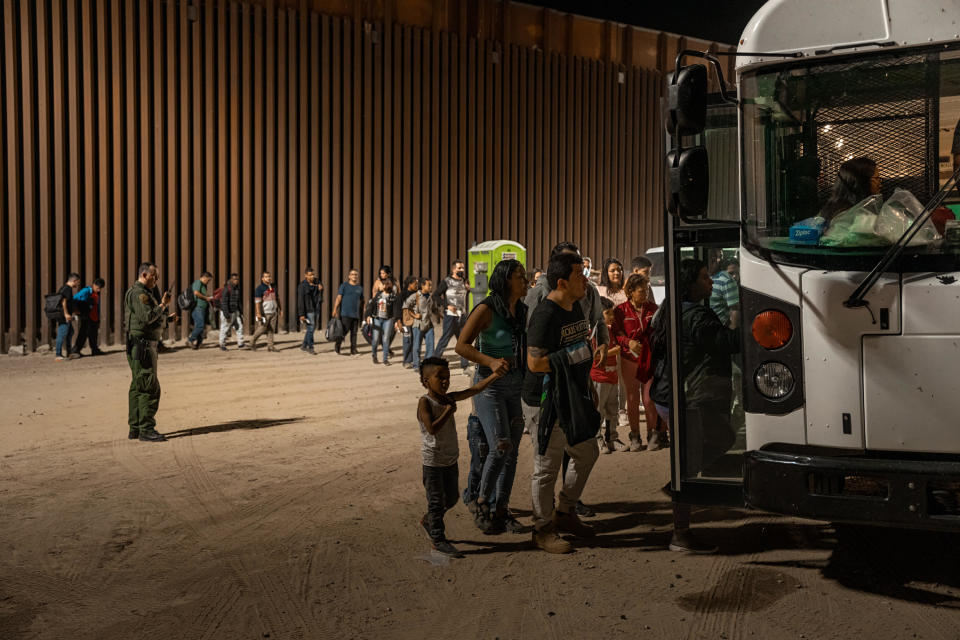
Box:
(669, 529), (718, 554)
(67, 353), (81, 360)
(613, 439), (629, 452)
(306, 348), (316, 355)
(383, 360), (392, 367)
(474, 502), (494, 533)
(432, 539), (465, 558)
(219, 345), (227, 351)
(647, 430), (663, 452)
(574, 501), (596, 518)
(628, 433), (644, 452)
(402, 363), (414, 369)
(597, 435), (610, 454)
(532, 525), (574, 554)
(372, 354), (379, 364)
(554, 510), (595, 537)
(127, 428), (139, 440)
(55, 356), (64, 362)
(138, 429), (167, 442)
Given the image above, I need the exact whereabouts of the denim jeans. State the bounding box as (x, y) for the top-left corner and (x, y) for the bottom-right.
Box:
(401, 326), (414, 365)
(302, 312), (316, 349)
(462, 413), (498, 506)
(55, 321), (74, 357)
(434, 314), (467, 368)
(423, 463), (459, 542)
(473, 368), (525, 509)
(412, 325), (435, 370)
(371, 318), (395, 362)
(189, 307), (207, 344)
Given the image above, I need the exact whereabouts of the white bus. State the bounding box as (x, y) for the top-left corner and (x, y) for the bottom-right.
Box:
(663, 0), (960, 529)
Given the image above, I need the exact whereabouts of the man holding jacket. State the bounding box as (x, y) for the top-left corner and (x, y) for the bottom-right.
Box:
(297, 267), (323, 354)
(525, 250), (606, 554)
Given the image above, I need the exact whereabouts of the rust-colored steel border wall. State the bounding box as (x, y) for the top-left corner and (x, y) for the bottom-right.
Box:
(1, 0), (677, 351)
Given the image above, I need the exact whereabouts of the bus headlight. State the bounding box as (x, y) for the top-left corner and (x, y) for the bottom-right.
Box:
(755, 362), (794, 399)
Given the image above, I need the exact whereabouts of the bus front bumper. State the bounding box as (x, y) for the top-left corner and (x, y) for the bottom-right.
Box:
(744, 449), (960, 531)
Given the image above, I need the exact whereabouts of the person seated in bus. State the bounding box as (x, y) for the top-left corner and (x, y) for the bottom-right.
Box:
(678, 258), (739, 476)
(820, 157), (881, 222)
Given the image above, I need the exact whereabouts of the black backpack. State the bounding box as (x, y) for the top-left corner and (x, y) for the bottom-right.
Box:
(43, 293), (64, 320)
(177, 287), (197, 313)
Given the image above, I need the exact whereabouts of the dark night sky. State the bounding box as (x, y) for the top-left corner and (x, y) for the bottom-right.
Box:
(524, 0), (770, 45)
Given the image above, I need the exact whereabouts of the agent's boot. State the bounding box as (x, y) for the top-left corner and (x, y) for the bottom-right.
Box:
(138, 428), (167, 442)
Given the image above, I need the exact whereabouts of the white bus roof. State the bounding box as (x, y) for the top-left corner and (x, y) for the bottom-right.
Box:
(737, 0), (960, 71)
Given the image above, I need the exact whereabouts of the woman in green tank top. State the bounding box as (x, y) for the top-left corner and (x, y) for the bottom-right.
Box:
(456, 259), (529, 534)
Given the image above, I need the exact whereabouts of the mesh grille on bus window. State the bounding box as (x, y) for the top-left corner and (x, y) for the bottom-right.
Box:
(795, 53), (939, 207)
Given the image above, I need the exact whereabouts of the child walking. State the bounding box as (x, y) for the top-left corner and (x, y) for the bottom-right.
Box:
(417, 356), (501, 558)
(593, 297), (624, 453)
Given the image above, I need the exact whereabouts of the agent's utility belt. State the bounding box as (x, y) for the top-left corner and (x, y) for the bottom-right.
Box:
(126, 335), (158, 368)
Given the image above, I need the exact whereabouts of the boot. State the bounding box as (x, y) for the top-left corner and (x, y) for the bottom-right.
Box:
(554, 509), (595, 537)
(138, 428), (167, 443)
(532, 523), (573, 554)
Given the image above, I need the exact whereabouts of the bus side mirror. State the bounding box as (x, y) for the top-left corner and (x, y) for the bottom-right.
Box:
(668, 64), (707, 136)
(667, 146), (709, 218)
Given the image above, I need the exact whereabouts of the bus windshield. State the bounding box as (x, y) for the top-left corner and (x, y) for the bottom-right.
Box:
(742, 45), (960, 271)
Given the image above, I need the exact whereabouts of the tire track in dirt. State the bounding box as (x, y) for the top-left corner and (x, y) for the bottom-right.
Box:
(680, 516), (776, 640)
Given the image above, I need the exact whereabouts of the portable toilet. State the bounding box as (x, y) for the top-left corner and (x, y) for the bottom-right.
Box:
(467, 240), (526, 309)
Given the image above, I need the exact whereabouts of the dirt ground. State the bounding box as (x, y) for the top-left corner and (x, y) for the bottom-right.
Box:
(2, 332), (960, 640)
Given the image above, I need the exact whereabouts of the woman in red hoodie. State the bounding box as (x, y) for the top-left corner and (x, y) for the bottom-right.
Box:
(613, 273), (659, 452)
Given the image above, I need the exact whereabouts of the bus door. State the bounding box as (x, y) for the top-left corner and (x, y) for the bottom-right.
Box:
(665, 222), (743, 506)
(664, 76), (744, 505)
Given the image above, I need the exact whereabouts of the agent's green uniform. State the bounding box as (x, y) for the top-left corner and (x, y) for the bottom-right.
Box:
(124, 281), (168, 437)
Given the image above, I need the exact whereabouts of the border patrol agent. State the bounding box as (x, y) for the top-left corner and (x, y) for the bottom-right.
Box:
(124, 263), (172, 442)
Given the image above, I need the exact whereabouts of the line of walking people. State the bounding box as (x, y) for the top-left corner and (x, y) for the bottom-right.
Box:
(414, 242), (731, 558)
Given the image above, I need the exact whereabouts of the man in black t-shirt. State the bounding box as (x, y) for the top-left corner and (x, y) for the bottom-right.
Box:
(55, 273), (81, 361)
(526, 253), (606, 554)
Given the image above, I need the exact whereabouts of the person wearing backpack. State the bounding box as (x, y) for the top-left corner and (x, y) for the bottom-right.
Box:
(186, 271), (214, 349)
(218, 273), (244, 351)
(69, 278), (106, 356)
(53, 273), (81, 361)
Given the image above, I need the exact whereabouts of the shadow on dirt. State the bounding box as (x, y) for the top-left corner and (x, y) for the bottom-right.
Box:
(163, 417), (304, 439)
(754, 524), (960, 607)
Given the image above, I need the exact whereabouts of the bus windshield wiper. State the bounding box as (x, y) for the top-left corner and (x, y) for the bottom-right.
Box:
(844, 165), (960, 309)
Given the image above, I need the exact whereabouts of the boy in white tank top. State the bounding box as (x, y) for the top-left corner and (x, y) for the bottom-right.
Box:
(417, 357), (501, 558)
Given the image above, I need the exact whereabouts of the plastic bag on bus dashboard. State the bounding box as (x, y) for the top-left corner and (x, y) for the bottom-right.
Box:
(875, 188), (941, 245)
(819, 194), (887, 247)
